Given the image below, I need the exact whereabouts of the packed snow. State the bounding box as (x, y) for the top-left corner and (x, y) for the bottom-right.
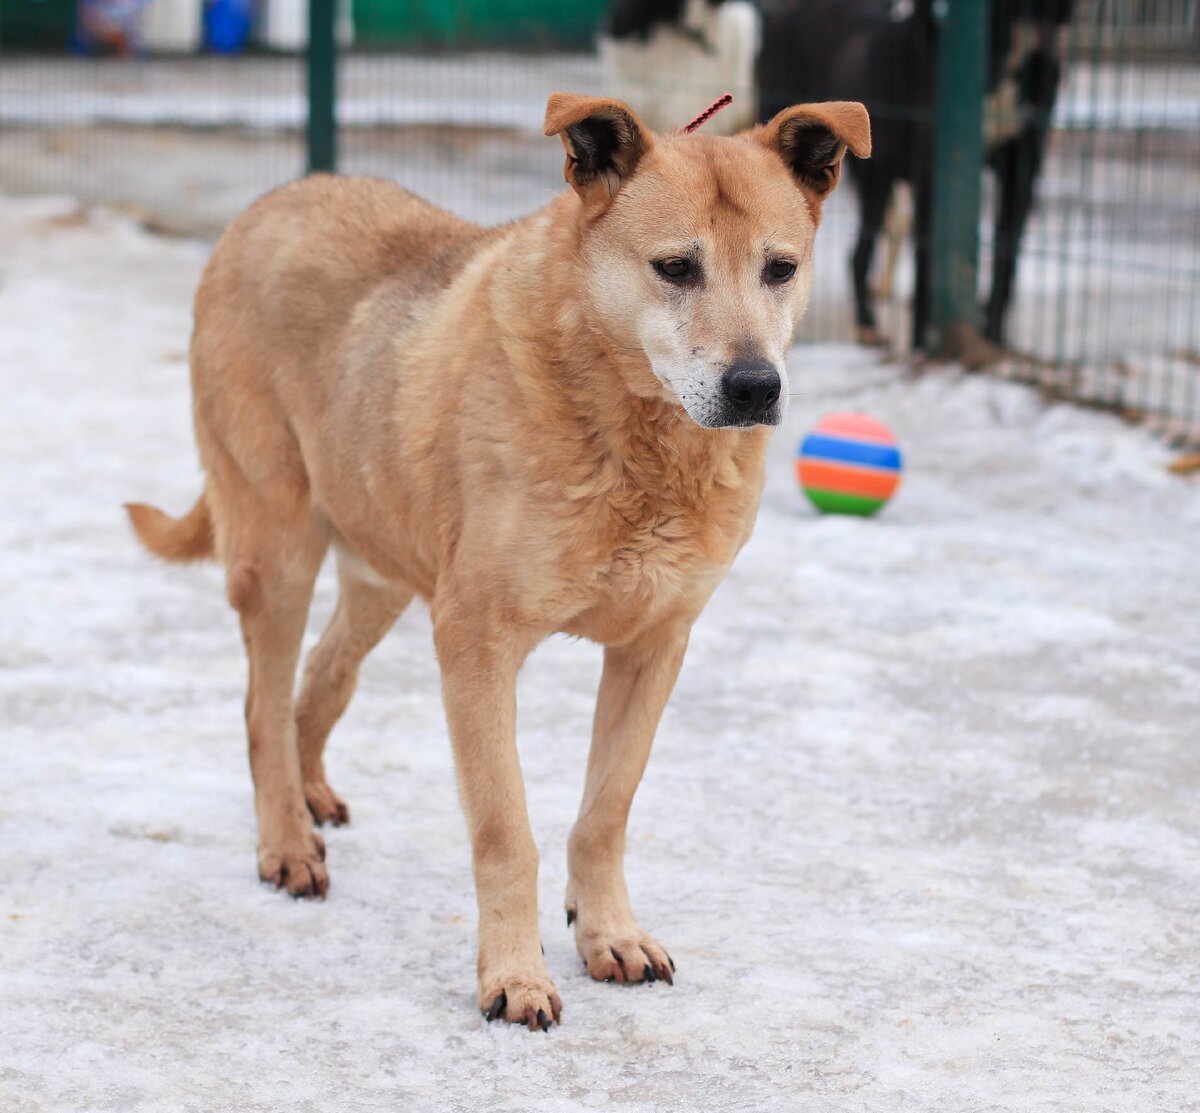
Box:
(1, 195), (1198, 1112)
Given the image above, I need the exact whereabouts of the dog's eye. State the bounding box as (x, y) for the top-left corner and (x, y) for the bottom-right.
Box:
(765, 259), (798, 284)
(653, 257), (695, 283)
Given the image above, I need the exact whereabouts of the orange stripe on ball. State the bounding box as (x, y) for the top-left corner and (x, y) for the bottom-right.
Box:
(796, 459), (901, 499)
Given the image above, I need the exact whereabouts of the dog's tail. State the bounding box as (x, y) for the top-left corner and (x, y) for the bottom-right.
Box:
(125, 491), (215, 562)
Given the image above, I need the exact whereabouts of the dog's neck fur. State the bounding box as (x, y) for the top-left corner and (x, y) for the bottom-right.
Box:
(485, 192), (771, 513)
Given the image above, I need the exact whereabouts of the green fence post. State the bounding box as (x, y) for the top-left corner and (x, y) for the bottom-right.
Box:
(929, 0), (987, 357)
(307, 0), (337, 174)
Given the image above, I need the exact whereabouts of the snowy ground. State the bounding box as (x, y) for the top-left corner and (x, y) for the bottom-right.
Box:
(1, 195), (1199, 1112)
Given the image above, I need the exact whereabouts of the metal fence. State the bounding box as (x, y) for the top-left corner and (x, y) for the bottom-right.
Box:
(996, 0), (1200, 443)
(1, 0), (1196, 441)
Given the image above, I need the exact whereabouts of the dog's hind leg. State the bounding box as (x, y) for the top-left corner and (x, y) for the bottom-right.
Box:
(218, 480), (330, 898)
(565, 627), (688, 987)
(295, 562), (413, 826)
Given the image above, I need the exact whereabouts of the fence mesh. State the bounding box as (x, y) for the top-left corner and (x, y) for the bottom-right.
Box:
(0, 1), (1196, 440)
(995, 0), (1200, 441)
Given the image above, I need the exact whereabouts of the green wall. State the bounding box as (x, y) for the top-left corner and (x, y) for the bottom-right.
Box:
(352, 0), (608, 48)
(0, 0), (77, 48)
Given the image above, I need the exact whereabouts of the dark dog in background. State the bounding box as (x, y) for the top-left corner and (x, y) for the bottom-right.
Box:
(603, 0), (1072, 357)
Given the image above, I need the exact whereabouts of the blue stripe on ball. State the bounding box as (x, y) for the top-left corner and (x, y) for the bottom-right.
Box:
(799, 434), (902, 471)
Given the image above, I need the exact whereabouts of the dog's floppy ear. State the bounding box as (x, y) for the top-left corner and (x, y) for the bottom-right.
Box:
(544, 92), (652, 205)
(759, 101), (871, 202)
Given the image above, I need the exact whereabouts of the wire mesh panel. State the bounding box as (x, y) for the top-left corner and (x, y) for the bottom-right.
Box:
(0, 51), (307, 236)
(992, 0), (1200, 441)
(0, 5), (611, 236)
(336, 51), (602, 226)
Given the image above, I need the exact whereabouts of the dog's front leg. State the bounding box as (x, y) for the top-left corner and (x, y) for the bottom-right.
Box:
(566, 626), (689, 986)
(433, 603), (562, 1031)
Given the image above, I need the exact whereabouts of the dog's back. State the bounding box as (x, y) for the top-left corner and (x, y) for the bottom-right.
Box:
(193, 176), (494, 390)
(181, 177), (499, 517)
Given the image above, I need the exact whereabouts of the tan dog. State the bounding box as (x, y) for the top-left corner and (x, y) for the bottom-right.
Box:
(127, 93), (869, 1031)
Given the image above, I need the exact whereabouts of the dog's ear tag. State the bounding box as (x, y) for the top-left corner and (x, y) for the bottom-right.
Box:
(760, 101), (872, 203)
(544, 93), (652, 205)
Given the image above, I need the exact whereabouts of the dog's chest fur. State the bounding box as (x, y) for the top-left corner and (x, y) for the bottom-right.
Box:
(544, 426), (767, 644)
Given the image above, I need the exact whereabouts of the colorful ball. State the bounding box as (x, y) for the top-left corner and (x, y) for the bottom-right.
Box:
(796, 412), (903, 517)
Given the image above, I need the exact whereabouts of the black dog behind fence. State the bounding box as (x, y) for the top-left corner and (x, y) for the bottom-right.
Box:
(757, 0), (1074, 358)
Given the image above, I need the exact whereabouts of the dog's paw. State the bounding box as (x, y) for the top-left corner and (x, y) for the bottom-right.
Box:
(304, 779), (350, 827)
(570, 912), (674, 986)
(258, 832), (328, 899)
(479, 968), (563, 1032)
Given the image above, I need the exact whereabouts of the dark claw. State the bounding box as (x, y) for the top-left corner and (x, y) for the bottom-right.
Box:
(537, 1009), (550, 1032)
(485, 993), (506, 1022)
(566, 909), (576, 927)
(643, 964), (656, 984)
(660, 964), (674, 987)
(541, 942), (545, 955)
(605, 975), (615, 983)
(667, 953), (676, 973)
(611, 947), (626, 976)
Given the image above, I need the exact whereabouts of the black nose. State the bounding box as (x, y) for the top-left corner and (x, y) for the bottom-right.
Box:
(722, 361), (782, 420)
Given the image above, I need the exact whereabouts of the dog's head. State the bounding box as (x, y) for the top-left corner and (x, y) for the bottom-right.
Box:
(544, 93), (870, 430)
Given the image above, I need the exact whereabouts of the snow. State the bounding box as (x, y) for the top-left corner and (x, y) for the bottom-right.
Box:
(0, 89), (549, 133)
(1, 195), (1199, 1112)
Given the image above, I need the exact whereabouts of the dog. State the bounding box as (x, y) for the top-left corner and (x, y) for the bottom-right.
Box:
(603, 0), (1071, 355)
(601, 0), (761, 134)
(127, 92), (869, 1030)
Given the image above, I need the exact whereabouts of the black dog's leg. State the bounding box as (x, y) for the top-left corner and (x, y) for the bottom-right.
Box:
(911, 168), (935, 351)
(985, 33), (1063, 345)
(985, 126), (1048, 345)
(850, 172), (894, 340)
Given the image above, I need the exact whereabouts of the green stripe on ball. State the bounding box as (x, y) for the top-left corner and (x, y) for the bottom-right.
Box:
(803, 488), (887, 517)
